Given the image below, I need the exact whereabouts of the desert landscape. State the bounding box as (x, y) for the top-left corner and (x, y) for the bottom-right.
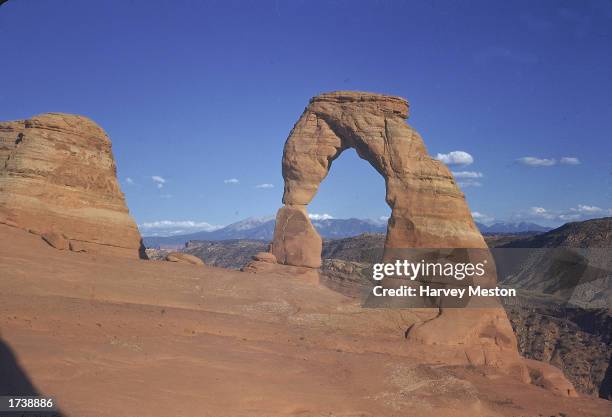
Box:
(0, 93), (610, 417)
(3, 222), (610, 417)
(2, 2), (611, 416)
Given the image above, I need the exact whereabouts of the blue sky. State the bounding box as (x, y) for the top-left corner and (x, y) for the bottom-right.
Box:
(1, 0), (611, 235)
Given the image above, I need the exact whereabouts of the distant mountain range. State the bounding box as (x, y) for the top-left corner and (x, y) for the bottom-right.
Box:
(143, 216), (550, 248)
(476, 221), (551, 234)
(499, 216), (611, 248)
(143, 216), (387, 248)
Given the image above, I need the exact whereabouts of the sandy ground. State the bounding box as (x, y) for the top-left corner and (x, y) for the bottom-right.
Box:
(0, 224), (610, 417)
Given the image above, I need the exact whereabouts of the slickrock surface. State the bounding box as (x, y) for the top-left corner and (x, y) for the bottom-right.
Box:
(1, 224), (611, 417)
(0, 113), (145, 258)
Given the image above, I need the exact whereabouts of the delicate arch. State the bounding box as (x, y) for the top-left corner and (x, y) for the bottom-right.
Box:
(270, 91), (485, 268)
(265, 92), (549, 378)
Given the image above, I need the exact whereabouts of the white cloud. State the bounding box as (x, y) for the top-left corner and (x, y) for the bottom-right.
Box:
(513, 204), (611, 224)
(516, 156), (580, 167)
(516, 157), (556, 167)
(255, 183), (274, 189)
(435, 151), (474, 166)
(458, 180), (482, 188)
(528, 206), (554, 218)
(471, 211), (494, 224)
(366, 215), (390, 226)
(572, 204), (602, 213)
(152, 175), (166, 189)
(138, 220), (222, 236)
(309, 213), (334, 221)
(126, 177), (135, 185)
(525, 206), (557, 221)
(472, 211), (486, 219)
(224, 178), (239, 184)
(557, 213), (583, 222)
(452, 171), (483, 179)
(560, 157), (580, 165)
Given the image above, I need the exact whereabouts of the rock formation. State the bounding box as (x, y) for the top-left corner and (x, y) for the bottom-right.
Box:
(271, 205), (322, 268)
(270, 91), (495, 282)
(0, 113), (146, 259)
(252, 251), (277, 263)
(267, 91), (577, 395)
(165, 252), (205, 266)
(271, 91), (485, 265)
(41, 231), (69, 251)
(241, 252), (278, 273)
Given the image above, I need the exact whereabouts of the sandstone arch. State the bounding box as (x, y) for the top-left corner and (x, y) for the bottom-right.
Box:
(268, 92), (554, 385)
(270, 91), (485, 269)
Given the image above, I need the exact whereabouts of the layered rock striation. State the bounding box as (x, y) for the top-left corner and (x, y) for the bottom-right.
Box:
(0, 113), (145, 258)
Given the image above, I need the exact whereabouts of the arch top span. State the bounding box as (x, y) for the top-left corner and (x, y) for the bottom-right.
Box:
(309, 90), (410, 119)
(271, 90), (484, 269)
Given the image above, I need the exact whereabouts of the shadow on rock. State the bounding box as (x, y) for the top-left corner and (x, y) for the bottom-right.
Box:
(0, 337), (66, 416)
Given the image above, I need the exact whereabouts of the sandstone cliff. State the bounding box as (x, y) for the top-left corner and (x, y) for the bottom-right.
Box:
(0, 113), (146, 258)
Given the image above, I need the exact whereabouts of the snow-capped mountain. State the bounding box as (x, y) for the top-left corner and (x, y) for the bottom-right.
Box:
(143, 216), (550, 248)
(477, 221), (550, 234)
(143, 216), (387, 248)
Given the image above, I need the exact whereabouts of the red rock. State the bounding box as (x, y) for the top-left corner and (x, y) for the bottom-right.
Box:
(270, 206), (321, 268)
(266, 91), (578, 395)
(1, 219), (18, 228)
(0, 113), (146, 259)
(41, 231), (69, 250)
(252, 252), (277, 263)
(69, 240), (87, 253)
(271, 91), (484, 266)
(165, 252), (204, 266)
(525, 359), (579, 397)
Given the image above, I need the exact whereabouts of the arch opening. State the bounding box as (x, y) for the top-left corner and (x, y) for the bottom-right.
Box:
(308, 147), (390, 236)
